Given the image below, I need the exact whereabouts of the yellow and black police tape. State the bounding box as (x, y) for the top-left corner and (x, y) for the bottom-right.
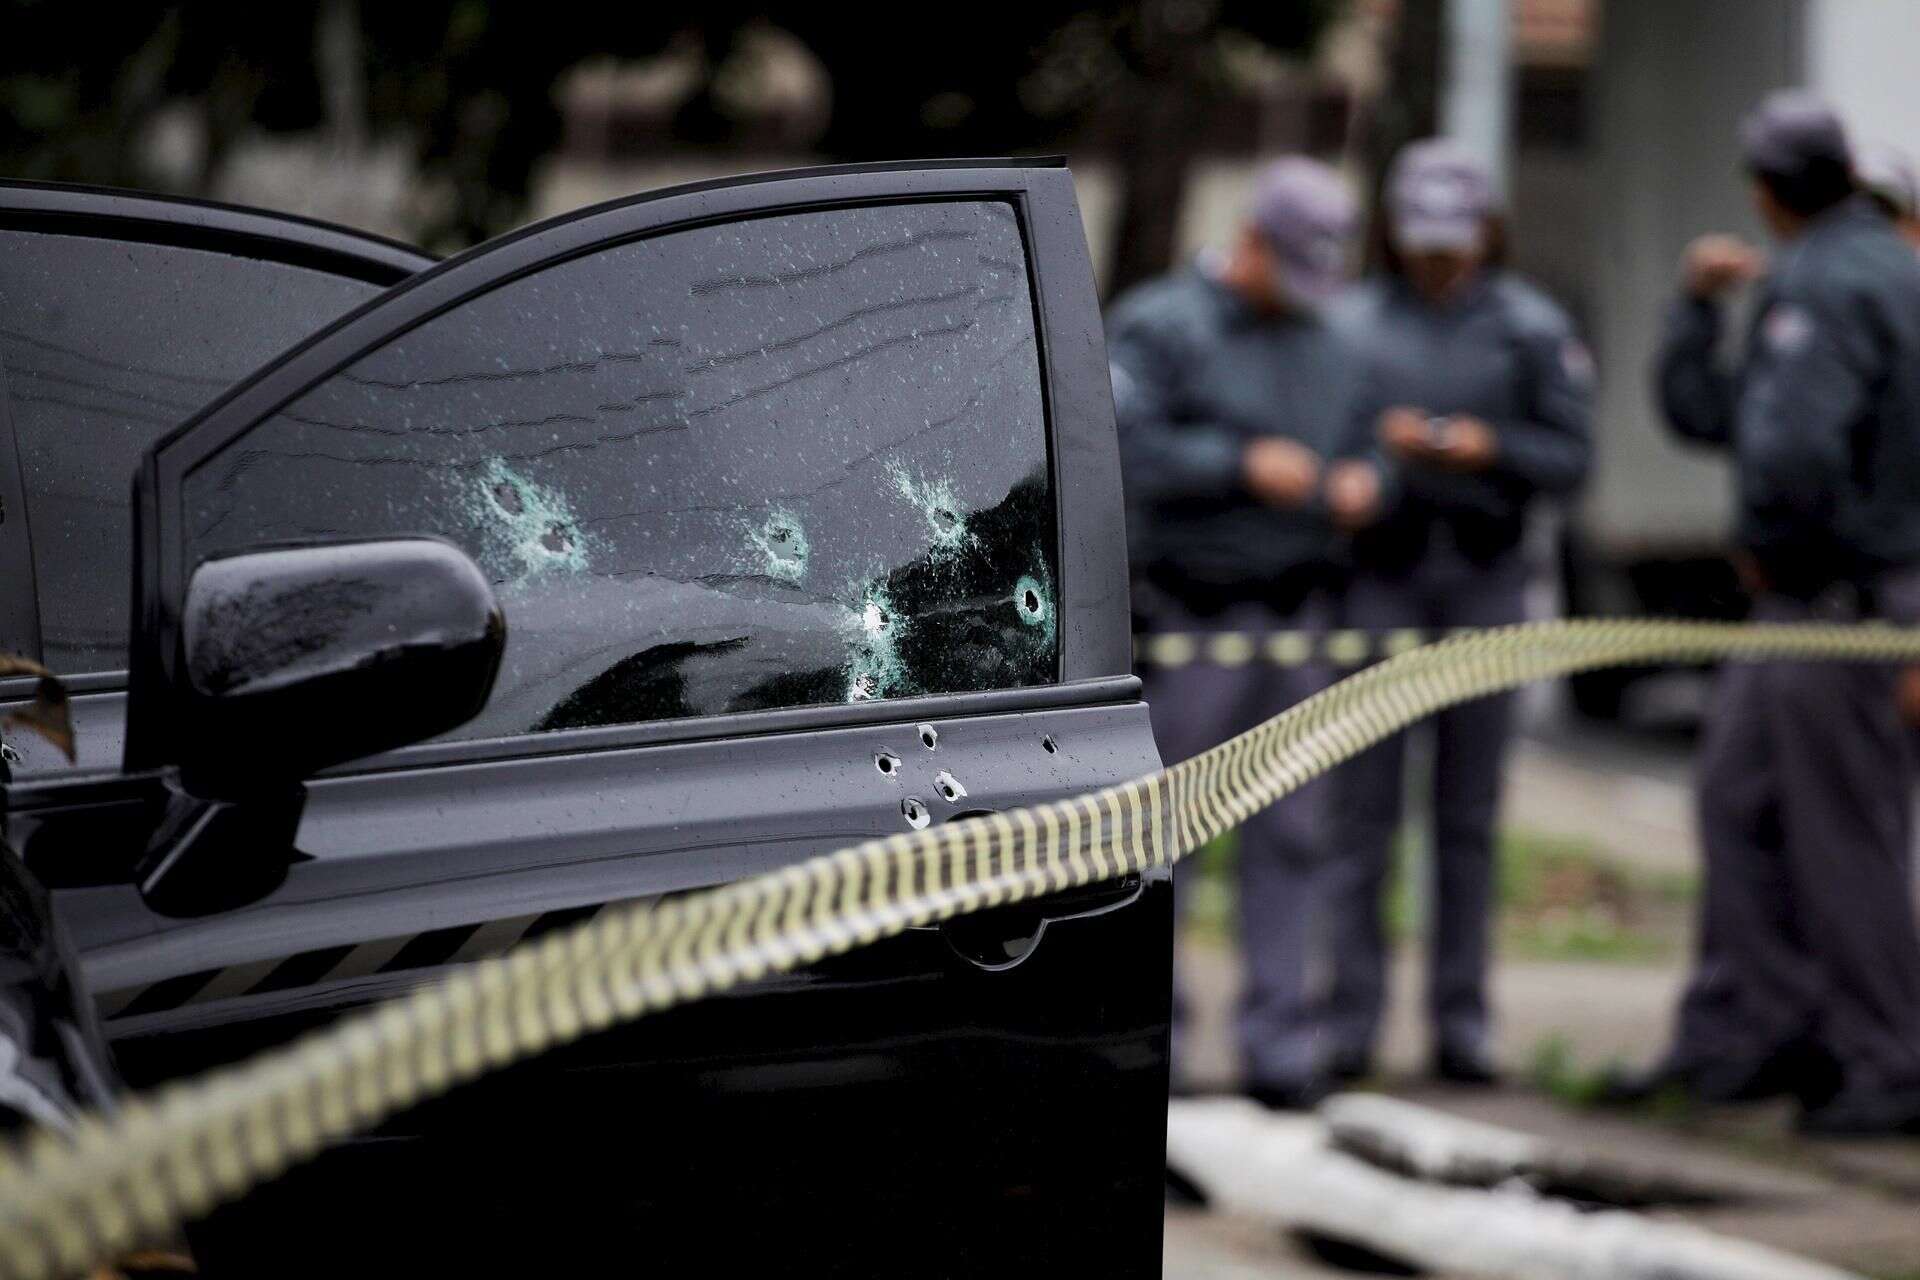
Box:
(5, 617), (1920, 1278)
(1137, 627), (1448, 669)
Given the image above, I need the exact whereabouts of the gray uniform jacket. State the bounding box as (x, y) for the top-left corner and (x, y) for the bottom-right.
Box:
(1332, 273), (1593, 571)
(1658, 197), (1920, 596)
(1107, 266), (1360, 610)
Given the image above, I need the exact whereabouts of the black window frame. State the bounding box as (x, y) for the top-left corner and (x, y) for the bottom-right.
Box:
(127, 160), (1132, 775)
(0, 343), (39, 661)
(0, 179), (435, 690)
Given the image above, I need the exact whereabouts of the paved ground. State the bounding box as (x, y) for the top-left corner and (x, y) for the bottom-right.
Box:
(1165, 726), (1920, 1279)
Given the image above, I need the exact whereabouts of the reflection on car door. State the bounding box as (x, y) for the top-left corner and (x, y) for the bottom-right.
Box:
(81, 163), (1169, 1276)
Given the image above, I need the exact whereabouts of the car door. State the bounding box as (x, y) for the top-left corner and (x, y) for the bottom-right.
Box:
(50, 161), (1168, 1276)
(0, 181), (434, 774)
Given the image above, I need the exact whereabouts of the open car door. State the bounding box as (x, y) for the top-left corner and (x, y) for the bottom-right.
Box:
(29, 161), (1167, 1276)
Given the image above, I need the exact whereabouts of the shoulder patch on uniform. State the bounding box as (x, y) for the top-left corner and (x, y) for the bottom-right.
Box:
(1763, 302), (1816, 356)
(1559, 337), (1594, 387)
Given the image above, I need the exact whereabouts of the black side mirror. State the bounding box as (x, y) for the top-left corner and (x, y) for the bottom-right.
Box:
(177, 538), (504, 798)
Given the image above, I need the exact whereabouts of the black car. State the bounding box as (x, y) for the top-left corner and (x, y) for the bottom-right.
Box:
(0, 161), (1172, 1276)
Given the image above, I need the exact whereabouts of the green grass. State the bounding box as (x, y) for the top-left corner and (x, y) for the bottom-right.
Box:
(1180, 833), (1240, 943)
(1496, 827), (1692, 963)
(1529, 1032), (1605, 1106)
(1181, 824), (1696, 964)
(1529, 1032), (1699, 1118)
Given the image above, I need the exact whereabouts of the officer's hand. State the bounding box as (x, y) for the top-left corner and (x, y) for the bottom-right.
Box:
(1897, 667), (1920, 729)
(1325, 460), (1383, 530)
(1432, 415), (1499, 471)
(1379, 407), (1433, 459)
(1242, 437), (1322, 507)
(1682, 235), (1764, 299)
(1732, 550), (1771, 596)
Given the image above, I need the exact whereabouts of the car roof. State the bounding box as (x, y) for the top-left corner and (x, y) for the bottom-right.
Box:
(0, 179), (435, 285)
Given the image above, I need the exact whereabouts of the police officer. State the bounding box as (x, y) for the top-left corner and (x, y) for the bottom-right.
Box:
(1108, 157), (1359, 1109)
(1858, 140), (1920, 250)
(1855, 142), (1920, 731)
(1622, 92), (1920, 1134)
(1320, 139), (1593, 1086)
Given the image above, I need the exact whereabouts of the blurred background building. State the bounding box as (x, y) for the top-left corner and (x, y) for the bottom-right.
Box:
(6, 0), (1918, 720)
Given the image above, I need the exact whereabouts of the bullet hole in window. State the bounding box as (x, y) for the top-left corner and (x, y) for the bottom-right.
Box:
(466, 459), (591, 578)
(843, 583), (909, 704)
(918, 724), (939, 750)
(875, 750), (901, 778)
(902, 797), (932, 830)
(1009, 560), (1059, 655)
(1014, 574), (1051, 628)
(934, 769), (968, 803)
(1041, 734), (1058, 754)
(748, 509), (810, 585)
(890, 463), (975, 558)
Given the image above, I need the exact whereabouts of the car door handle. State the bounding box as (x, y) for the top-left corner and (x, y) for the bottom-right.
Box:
(939, 872), (1145, 971)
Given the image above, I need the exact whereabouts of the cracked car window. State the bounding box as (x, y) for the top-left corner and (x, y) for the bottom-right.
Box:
(180, 201), (1058, 738)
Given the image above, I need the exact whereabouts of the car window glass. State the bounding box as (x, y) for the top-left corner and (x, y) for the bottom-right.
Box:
(0, 231), (382, 672)
(180, 200), (1058, 739)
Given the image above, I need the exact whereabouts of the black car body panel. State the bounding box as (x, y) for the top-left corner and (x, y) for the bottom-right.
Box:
(0, 162), (1170, 1276)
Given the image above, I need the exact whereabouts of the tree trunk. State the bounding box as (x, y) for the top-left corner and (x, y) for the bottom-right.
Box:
(1103, 0), (1216, 301)
(1104, 75), (1201, 301)
(1359, 0), (1444, 267)
(1167, 1097), (1861, 1280)
(1320, 1092), (1798, 1208)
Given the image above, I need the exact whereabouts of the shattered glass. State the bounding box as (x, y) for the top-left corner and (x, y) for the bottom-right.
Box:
(181, 201), (1059, 738)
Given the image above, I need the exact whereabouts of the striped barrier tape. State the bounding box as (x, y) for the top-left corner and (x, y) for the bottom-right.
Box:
(1133, 623), (1752, 669)
(5, 618), (1920, 1278)
(1137, 627), (1450, 669)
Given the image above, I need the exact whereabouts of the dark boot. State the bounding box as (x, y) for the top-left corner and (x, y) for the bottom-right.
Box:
(1597, 1041), (1838, 1108)
(1798, 1086), (1920, 1137)
(1433, 1041), (1500, 1087)
(1246, 1074), (1332, 1112)
(1326, 1049), (1373, 1086)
